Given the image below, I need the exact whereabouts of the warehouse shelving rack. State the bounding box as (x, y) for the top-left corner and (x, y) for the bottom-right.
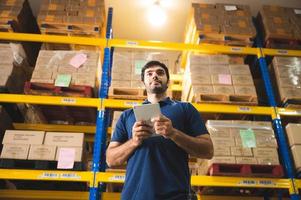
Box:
(1, 7), (301, 200)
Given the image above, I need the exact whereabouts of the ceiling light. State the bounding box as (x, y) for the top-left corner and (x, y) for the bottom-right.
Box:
(147, 1), (167, 27)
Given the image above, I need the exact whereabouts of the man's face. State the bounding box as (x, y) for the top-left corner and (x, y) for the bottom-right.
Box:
(143, 66), (169, 94)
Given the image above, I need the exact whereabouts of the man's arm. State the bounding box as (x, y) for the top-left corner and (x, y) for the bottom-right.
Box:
(106, 121), (153, 167)
(152, 116), (214, 159)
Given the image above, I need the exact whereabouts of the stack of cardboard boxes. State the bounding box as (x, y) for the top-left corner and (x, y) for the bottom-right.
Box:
(30, 50), (101, 88)
(285, 124), (301, 172)
(0, 0), (40, 65)
(190, 120), (280, 176)
(258, 5), (301, 43)
(182, 54), (257, 104)
(37, 0), (105, 50)
(0, 130), (85, 166)
(0, 44), (32, 94)
(272, 56), (301, 104)
(187, 3), (255, 46)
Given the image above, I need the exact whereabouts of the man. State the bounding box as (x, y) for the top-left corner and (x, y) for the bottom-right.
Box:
(106, 60), (213, 200)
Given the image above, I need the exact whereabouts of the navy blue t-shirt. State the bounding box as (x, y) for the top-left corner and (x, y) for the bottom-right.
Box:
(111, 98), (208, 200)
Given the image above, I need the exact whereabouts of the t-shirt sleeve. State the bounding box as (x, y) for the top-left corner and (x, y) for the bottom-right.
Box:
(185, 103), (208, 137)
(111, 112), (128, 143)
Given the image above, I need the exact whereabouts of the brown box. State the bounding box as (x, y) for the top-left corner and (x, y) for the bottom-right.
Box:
(211, 75), (232, 85)
(279, 87), (301, 101)
(212, 137), (235, 147)
(55, 147), (83, 162)
(44, 132), (84, 147)
(131, 80), (144, 88)
(112, 72), (131, 81)
(2, 130), (45, 145)
(232, 75), (253, 86)
(190, 74), (212, 85)
(213, 85), (234, 95)
(213, 146), (231, 156)
(209, 55), (229, 65)
(209, 156), (236, 165)
(286, 123), (301, 146)
(291, 145), (301, 169)
(228, 56), (245, 65)
(0, 144), (30, 159)
(256, 136), (278, 148)
(236, 157), (258, 164)
(190, 85), (214, 96)
(256, 157), (280, 165)
(234, 86), (257, 96)
(188, 65), (210, 74)
(253, 148), (279, 158)
(209, 128), (231, 138)
(252, 121), (273, 129)
(230, 147), (253, 157)
(28, 145), (56, 161)
(111, 80), (131, 88)
(209, 65), (230, 74)
(229, 64), (251, 75)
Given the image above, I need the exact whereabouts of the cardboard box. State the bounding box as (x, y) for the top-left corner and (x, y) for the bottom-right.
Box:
(213, 85), (234, 95)
(209, 128), (231, 138)
(211, 75), (232, 85)
(131, 80), (144, 88)
(252, 121), (272, 129)
(253, 148), (279, 158)
(232, 75), (253, 86)
(209, 156), (236, 165)
(229, 64), (251, 75)
(236, 157), (258, 165)
(209, 65), (230, 74)
(189, 55), (211, 65)
(112, 72), (131, 81)
(189, 65), (210, 74)
(0, 144), (30, 159)
(234, 86), (257, 96)
(28, 145), (56, 161)
(2, 130), (45, 145)
(291, 145), (301, 169)
(256, 136), (278, 148)
(44, 132), (84, 147)
(190, 85), (214, 96)
(111, 80), (131, 88)
(278, 77), (301, 87)
(256, 157), (280, 165)
(228, 56), (244, 65)
(286, 123), (301, 146)
(230, 147), (253, 157)
(190, 74), (212, 85)
(213, 146), (231, 156)
(212, 137), (235, 147)
(55, 147), (83, 162)
(209, 55), (229, 65)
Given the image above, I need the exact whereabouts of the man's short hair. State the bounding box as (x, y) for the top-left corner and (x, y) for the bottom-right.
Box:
(141, 60), (170, 81)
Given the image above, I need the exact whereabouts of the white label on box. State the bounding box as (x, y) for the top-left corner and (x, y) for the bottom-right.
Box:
(277, 50), (288, 55)
(294, 9), (301, 14)
(124, 101), (141, 107)
(57, 148), (75, 169)
(238, 107), (251, 112)
(225, 5), (237, 11)
(231, 47), (243, 52)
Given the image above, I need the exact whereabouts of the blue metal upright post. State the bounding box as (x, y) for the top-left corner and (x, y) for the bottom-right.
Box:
(89, 7), (114, 200)
(257, 52), (300, 199)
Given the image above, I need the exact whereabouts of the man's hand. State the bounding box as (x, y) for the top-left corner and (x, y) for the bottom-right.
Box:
(132, 121), (153, 147)
(151, 115), (175, 138)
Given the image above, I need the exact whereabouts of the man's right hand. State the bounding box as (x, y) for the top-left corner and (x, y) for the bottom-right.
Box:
(132, 121), (153, 147)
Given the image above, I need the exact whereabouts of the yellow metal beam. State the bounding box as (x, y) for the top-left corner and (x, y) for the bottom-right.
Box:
(0, 190), (89, 200)
(109, 39), (258, 55)
(192, 103), (274, 116)
(170, 84), (182, 91)
(96, 172), (290, 189)
(0, 169), (93, 186)
(0, 94), (100, 109)
(276, 107), (301, 117)
(103, 99), (143, 109)
(13, 123), (96, 134)
(262, 48), (301, 57)
(170, 74), (183, 81)
(295, 179), (301, 190)
(191, 175), (290, 189)
(0, 32), (106, 47)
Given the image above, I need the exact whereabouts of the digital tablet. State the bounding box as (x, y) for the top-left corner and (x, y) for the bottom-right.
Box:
(133, 103), (161, 127)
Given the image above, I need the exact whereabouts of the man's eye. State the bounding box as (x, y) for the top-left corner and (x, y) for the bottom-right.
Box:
(146, 72), (152, 76)
(157, 71), (165, 76)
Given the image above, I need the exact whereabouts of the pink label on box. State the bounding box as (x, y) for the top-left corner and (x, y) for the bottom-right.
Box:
(57, 148), (75, 169)
(69, 53), (87, 68)
(218, 74), (232, 85)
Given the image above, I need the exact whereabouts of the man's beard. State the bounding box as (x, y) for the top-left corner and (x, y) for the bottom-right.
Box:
(148, 83), (168, 94)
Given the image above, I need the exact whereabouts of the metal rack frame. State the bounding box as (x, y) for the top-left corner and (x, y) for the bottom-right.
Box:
(0, 7), (301, 200)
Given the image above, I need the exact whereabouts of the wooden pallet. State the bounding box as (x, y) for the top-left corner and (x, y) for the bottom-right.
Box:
(190, 93), (258, 106)
(199, 186), (280, 196)
(265, 37), (301, 50)
(199, 33), (254, 47)
(108, 87), (147, 100)
(282, 98), (301, 109)
(209, 163), (284, 178)
(24, 82), (93, 97)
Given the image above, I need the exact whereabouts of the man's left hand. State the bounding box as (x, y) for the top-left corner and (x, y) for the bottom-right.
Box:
(151, 115), (175, 138)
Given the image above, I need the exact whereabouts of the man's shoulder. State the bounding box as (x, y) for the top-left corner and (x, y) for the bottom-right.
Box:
(119, 107), (134, 118)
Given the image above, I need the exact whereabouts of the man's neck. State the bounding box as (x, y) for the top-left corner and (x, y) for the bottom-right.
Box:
(147, 92), (167, 103)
